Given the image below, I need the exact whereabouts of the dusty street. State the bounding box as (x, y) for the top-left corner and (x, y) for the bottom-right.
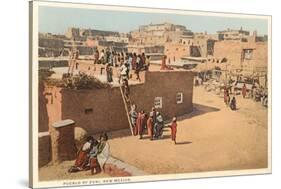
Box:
(39, 85), (268, 180)
(108, 86), (268, 174)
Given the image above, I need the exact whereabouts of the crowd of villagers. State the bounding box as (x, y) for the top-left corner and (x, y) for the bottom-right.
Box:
(130, 104), (178, 144)
(68, 133), (110, 175)
(73, 48), (174, 84)
(91, 49), (151, 83)
(91, 49), (174, 83)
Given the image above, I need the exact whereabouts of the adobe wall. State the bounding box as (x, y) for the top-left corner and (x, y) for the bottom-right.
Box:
(61, 87), (129, 134)
(213, 40), (268, 69)
(129, 71), (194, 120)
(213, 40), (243, 66)
(39, 84), (49, 132)
(39, 71), (194, 135)
(164, 43), (189, 62)
(40, 86), (63, 132)
(38, 132), (51, 167)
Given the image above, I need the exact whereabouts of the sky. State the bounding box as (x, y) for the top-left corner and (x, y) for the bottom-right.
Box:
(38, 6), (269, 35)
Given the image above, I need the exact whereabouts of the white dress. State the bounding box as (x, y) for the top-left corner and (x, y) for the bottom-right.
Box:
(97, 142), (110, 171)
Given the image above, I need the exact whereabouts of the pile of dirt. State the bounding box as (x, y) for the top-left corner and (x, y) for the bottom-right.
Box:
(62, 73), (110, 89)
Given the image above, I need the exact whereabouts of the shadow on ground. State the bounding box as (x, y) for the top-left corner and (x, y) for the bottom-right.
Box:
(92, 103), (220, 140)
(175, 103), (220, 122)
(176, 141), (192, 145)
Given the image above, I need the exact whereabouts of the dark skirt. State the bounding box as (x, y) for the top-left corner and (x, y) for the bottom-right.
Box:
(75, 151), (89, 169)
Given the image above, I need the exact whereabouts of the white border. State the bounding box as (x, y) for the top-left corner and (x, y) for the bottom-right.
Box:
(30, 1), (272, 188)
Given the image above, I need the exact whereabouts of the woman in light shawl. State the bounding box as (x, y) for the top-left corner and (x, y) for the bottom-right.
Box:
(97, 133), (110, 172)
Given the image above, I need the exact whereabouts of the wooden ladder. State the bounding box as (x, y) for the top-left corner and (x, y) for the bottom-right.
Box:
(67, 57), (76, 76)
(119, 85), (134, 136)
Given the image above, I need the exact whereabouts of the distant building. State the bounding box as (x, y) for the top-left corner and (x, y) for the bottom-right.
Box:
(130, 22), (193, 46)
(217, 27), (250, 41)
(212, 38), (268, 87)
(39, 33), (65, 57)
(65, 27), (119, 40)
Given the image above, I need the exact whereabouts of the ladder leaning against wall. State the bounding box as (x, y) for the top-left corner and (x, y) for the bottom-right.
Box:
(119, 85), (134, 136)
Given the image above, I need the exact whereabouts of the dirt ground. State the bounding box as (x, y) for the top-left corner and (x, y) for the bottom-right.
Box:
(39, 85), (268, 180)
(39, 160), (109, 181)
(108, 86), (268, 174)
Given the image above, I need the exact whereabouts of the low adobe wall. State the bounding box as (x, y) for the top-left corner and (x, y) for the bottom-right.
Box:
(38, 132), (51, 167)
(61, 87), (128, 134)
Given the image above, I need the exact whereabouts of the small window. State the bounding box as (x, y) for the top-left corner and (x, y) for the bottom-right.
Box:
(243, 49), (253, 60)
(176, 93), (183, 104)
(154, 97), (162, 109)
(84, 108), (93, 114)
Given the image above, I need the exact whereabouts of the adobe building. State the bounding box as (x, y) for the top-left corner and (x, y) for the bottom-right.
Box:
(164, 43), (189, 63)
(130, 22), (193, 46)
(209, 31), (268, 87)
(65, 27), (119, 40)
(38, 69), (194, 167)
(213, 40), (268, 69)
(217, 27), (250, 41)
(39, 70), (194, 134)
(39, 33), (65, 57)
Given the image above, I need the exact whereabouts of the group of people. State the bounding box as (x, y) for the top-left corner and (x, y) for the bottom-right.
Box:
(93, 49), (151, 83)
(69, 133), (109, 175)
(130, 105), (178, 144)
(223, 87), (237, 111)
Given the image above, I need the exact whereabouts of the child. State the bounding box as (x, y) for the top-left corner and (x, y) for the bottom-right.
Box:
(89, 139), (101, 175)
(69, 136), (94, 173)
(169, 117), (177, 144)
